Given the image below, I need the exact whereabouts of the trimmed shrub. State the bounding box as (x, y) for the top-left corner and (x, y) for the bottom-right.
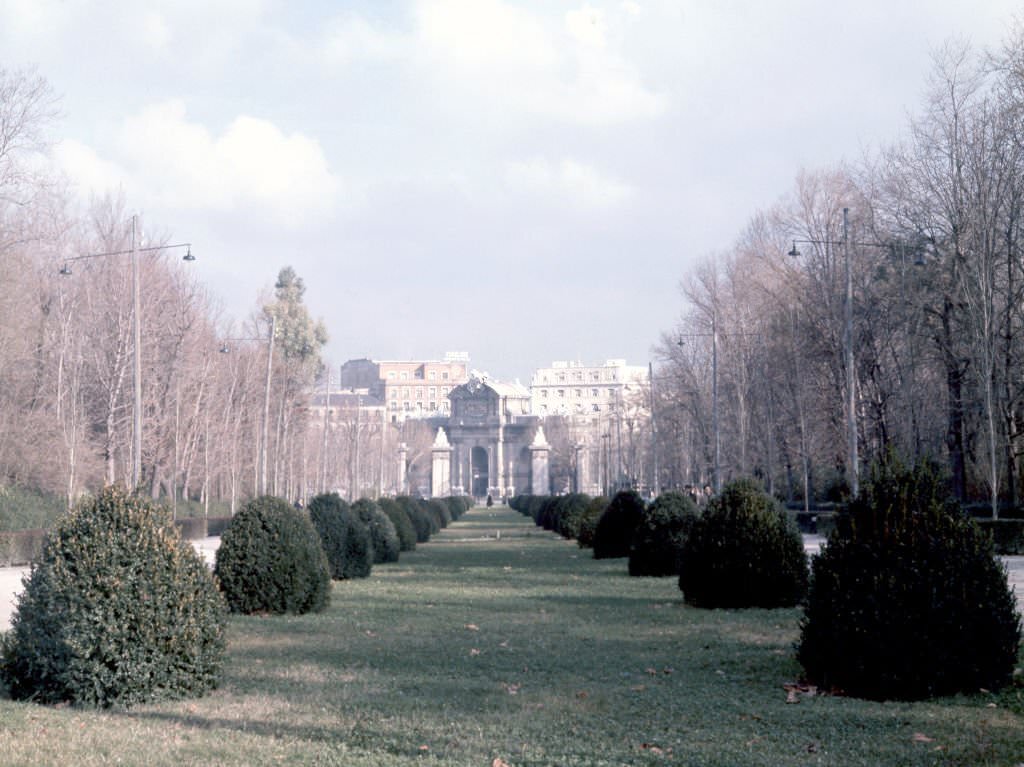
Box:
(379, 497), (417, 552)
(397, 496), (433, 543)
(527, 495), (548, 525)
(447, 495), (473, 518)
(308, 493), (373, 579)
(425, 498), (452, 531)
(549, 494), (592, 540)
(593, 490), (646, 559)
(214, 495), (330, 615)
(629, 491), (699, 576)
(442, 496), (464, 522)
(0, 485), (226, 707)
(678, 479), (807, 608)
(577, 496), (609, 549)
(797, 455), (1022, 700)
(352, 498), (401, 564)
(537, 496), (560, 531)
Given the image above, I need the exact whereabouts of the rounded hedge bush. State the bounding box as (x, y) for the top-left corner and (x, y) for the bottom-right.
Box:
(577, 496), (609, 549)
(425, 498), (452, 531)
(396, 496), (433, 543)
(629, 491), (699, 576)
(308, 492), (374, 579)
(797, 456), (1022, 700)
(352, 498), (401, 564)
(593, 490), (646, 559)
(214, 495), (330, 614)
(378, 497), (417, 552)
(678, 479), (807, 608)
(0, 485), (226, 707)
(550, 494), (592, 540)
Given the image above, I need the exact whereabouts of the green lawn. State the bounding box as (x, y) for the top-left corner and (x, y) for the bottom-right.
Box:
(1, 505), (1021, 766)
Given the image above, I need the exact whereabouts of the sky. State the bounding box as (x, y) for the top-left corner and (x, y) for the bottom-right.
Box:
(2, 0), (1021, 381)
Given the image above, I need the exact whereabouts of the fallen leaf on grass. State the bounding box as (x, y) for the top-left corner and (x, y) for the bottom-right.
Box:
(469, 648), (481, 656)
(492, 759), (512, 767)
(912, 733), (934, 743)
(638, 741), (671, 753)
(465, 623), (480, 631)
(575, 691), (588, 700)
(783, 682), (818, 704)
(503, 682), (521, 695)
(418, 745), (430, 751)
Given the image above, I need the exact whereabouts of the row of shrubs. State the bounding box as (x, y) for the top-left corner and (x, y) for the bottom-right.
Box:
(511, 456), (1022, 702)
(0, 486), (472, 708)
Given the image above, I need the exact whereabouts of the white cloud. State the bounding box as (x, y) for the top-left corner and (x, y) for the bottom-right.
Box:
(57, 101), (340, 227)
(414, 0), (667, 126)
(320, 13), (407, 66)
(140, 10), (173, 50)
(565, 5), (608, 48)
(504, 157), (633, 210)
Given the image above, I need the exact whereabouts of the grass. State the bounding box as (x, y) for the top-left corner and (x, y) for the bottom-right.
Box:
(1, 505), (1022, 766)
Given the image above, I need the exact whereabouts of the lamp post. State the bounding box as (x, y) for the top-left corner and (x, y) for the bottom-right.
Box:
(220, 313), (276, 496)
(60, 215), (194, 491)
(787, 208), (903, 499)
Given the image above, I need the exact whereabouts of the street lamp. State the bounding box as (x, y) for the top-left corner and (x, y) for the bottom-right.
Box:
(220, 314), (277, 496)
(60, 214), (194, 491)
(787, 207), (903, 499)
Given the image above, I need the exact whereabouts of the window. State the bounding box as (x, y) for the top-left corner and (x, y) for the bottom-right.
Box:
(429, 401), (436, 411)
(387, 371), (396, 380)
(428, 371), (436, 381)
(415, 369), (424, 379)
(607, 388), (615, 398)
(558, 373), (566, 382)
(540, 404), (548, 414)
(541, 389), (548, 398)
(557, 389), (565, 398)
(591, 388), (599, 397)
(402, 387), (409, 398)
(442, 372), (449, 381)
(575, 389), (582, 398)
(592, 403), (600, 412)
(429, 387), (436, 397)
(400, 371), (408, 381)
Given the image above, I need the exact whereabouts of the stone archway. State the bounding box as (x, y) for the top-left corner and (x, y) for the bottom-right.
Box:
(471, 446), (489, 498)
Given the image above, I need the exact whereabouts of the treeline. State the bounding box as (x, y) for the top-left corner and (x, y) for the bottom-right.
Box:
(0, 68), (339, 513)
(655, 31), (1024, 512)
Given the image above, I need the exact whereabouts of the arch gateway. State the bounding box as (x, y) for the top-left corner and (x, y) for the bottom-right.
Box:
(428, 373), (549, 500)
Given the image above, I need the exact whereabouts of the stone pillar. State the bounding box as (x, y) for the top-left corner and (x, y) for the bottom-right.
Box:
(573, 442), (585, 494)
(431, 428), (452, 498)
(530, 426), (551, 496)
(496, 421), (505, 500)
(397, 443), (408, 495)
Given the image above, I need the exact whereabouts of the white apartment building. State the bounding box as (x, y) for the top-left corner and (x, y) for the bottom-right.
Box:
(530, 359), (648, 417)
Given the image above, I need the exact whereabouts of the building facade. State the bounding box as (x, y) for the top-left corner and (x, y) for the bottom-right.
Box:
(530, 359), (648, 417)
(530, 360), (651, 496)
(340, 353), (470, 422)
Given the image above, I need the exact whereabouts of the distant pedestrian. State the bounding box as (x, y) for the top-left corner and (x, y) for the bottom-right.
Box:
(486, 494), (493, 507)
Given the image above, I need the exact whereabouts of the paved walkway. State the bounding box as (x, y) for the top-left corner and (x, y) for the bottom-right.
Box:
(1, 536), (1021, 631)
